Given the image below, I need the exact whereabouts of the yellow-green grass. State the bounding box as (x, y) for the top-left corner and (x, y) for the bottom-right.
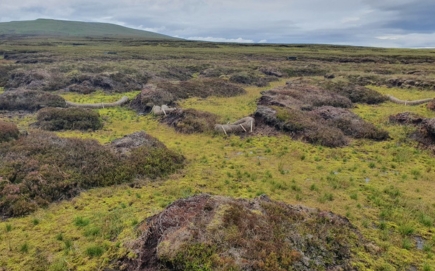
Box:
(1, 83), (435, 270)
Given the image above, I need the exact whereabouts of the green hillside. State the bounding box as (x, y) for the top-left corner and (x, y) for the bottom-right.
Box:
(0, 18), (178, 39)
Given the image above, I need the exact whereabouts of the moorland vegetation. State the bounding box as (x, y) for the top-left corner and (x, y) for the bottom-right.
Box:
(0, 37), (435, 270)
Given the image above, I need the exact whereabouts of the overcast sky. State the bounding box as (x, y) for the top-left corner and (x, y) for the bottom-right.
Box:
(1, 0), (434, 48)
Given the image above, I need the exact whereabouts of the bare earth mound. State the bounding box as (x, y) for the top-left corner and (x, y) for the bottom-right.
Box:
(118, 194), (367, 271)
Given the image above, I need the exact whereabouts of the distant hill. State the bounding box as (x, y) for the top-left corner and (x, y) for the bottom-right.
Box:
(0, 18), (179, 40)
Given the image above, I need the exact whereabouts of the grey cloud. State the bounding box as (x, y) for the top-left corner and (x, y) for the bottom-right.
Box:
(0, 0), (434, 47)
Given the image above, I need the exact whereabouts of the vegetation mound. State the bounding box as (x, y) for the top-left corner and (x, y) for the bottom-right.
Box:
(324, 82), (388, 104)
(229, 71), (278, 87)
(108, 131), (166, 156)
(263, 81), (353, 109)
(255, 82), (388, 146)
(66, 72), (149, 94)
(385, 78), (435, 90)
(5, 69), (150, 93)
(255, 105), (348, 147)
(427, 99), (435, 111)
(119, 194), (365, 271)
(312, 106), (389, 140)
(0, 120), (19, 143)
(390, 112), (435, 152)
(36, 107), (103, 131)
(389, 112), (425, 125)
(130, 79), (245, 114)
(347, 75), (435, 91)
(0, 131), (184, 217)
(0, 89), (66, 111)
(161, 109), (218, 134)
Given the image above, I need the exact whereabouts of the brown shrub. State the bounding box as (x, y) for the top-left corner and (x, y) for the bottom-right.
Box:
(0, 89), (66, 111)
(0, 131), (184, 217)
(159, 78), (246, 99)
(427, 99), (435, 111)
(324, 81), (388, 104)
(255, 105), (348, 147)
(0, 65), (18, 87)
(5, 69), (150, 93)
(303, 125), (349, 147)
(0, 120), (19, 143)
(255, 83), (389, 146)
(281, 66), (326, 77)
(130, 79), (245, 114)
(229, 71), (278, 86)
(36, 107), (103, 131)
(312, 106), (389, 140)
(119, 194), (365, 271)
(158, 66), (194, 81)
(275, 82), (353, 108)
(67, 72), (149, 93)
(5, 69), (51, 90)
(200, 67), (240, 78)
(161, 109), (218, 134)
(389, 112), (425, 125)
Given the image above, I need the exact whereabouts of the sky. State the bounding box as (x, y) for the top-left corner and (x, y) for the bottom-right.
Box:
(0, 0), (434, 48)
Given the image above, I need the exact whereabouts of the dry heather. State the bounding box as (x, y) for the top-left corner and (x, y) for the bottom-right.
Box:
(5, 69), (150, 93)
(0, 131), (184, 217)
(390, 112), (435, 152)
(119, 194), (368, 271)
(324, 81), (388, 104)
(160, 108), (218, 134)
(427, 99), (435, 111)
(0, 120), (20, 143)
(130, 79), (245, 114)
(0, 89), (66, 111)
(255, 82), (389, 147)
(36, 107), (103, 131)
(229, 71), (278, 87)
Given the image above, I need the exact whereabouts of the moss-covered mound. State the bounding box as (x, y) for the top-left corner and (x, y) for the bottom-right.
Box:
(130, 79), (245, 114)
(119, 194), (368, 271)
(161, 109), (218, 134)
(0, 131), (184, 217)
(0, 120), (19, 143)
(255, 82), (389, 147)
(36, 107), (103, 131)
(0, 89), (66, 111)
